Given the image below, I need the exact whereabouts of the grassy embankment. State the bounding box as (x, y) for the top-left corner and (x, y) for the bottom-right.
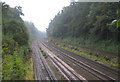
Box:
(25, 58), (34, 80)
(52, 38), (119, 68)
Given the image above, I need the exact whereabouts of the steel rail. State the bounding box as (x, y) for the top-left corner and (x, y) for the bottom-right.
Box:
(41, 41), (118, 81)
(36, 45), (57, 81)
(39, 41), (87, 81)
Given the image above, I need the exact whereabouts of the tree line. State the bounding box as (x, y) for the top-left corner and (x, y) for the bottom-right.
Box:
(2, 2), (32, 80)
(47, 2), (120, 52)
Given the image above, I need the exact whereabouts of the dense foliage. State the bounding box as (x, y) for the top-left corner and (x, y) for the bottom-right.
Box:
(47, 2), (120, 53)
(2, 2), (32, 80)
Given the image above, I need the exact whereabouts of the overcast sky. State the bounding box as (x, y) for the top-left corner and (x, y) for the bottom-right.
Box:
(1, 0), (70, 32)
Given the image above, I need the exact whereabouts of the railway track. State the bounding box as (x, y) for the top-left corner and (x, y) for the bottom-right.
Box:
(39, 40), (119, 81)
(32, 41), (56, 81)
(38, 41), (87, 81)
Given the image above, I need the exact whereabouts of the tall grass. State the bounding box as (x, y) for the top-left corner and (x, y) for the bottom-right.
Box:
(57, 37), (119, 54)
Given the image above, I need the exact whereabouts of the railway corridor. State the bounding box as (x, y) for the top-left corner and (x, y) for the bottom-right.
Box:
(32, 41), (56, 80)
(32, 40), (119, 81)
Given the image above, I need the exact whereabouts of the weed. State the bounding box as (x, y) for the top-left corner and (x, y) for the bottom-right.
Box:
(57, 44), (120, 68)
(40, 48), (47, 59)
(39, 47), (41, 50)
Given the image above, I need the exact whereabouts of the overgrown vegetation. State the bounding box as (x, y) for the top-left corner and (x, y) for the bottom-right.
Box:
(2, 2), (33, 80)
(25, 58), (34, 80)
(39, 47), (47, 59)
(57, 43), (119, 68)
(47, 2), (120, 53)
(56, 37), (119, 53)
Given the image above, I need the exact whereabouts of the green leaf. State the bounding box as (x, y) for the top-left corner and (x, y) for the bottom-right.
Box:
(111, 20), (117, 26)
(117, 19), (120, 28)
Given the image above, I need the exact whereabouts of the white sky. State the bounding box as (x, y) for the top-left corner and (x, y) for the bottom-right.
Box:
(1, 0), (70, 32)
